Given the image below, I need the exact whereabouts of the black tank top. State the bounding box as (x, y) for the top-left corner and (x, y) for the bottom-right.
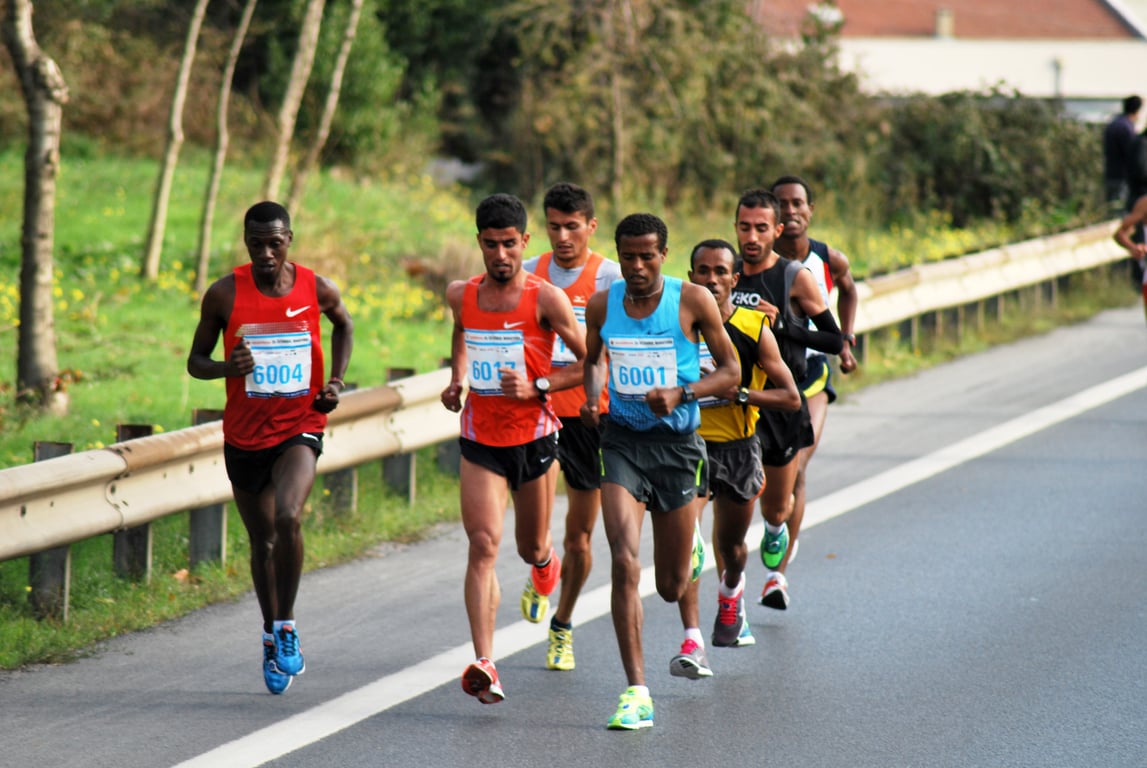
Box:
(732, 258), (808, 380)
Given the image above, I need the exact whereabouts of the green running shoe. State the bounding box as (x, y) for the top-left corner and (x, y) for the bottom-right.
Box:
(606, 686), (654, 730)
(690, 521), (705, 582)
(760, 523), (789, 571)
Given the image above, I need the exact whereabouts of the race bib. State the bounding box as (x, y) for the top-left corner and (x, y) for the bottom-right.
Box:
(465, 329), (527, 395)
(696, 341), (724, 407)
(551, 305), (585, 367)
(608, 336), (677, 400)
(245, 332), (312, 398)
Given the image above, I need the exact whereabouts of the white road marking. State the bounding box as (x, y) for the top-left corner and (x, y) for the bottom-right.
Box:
(172, 365), (1147, 768)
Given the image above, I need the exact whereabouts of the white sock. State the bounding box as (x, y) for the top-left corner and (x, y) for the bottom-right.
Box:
(684, 627), (704, 647)
(272, 620), (295, 633)
(765, 521), (784, 535)
(718, 572), (745, 598)
(627, 684), (650, 696)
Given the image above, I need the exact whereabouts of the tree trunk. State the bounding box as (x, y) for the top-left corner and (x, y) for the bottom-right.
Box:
(3, 0), (69, 414)
(263, 0), (326, 202)
(606, 0), (625, 214)
(141, 0), (210, 280)
(195, 0), (258, 296)
(286, 0), (362, 215)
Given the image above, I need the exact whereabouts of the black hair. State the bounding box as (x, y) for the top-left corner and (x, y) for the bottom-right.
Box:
(245, 201), (290, 230)
(1125, 95), (1143, 115)
(735, 189), (781, 221)
(689, 238), (738, 269)
(614, 213), (668, 251)
(476, 193), (528, 233)
(770, 174), (814, 204)
(543, 181), (595, 220)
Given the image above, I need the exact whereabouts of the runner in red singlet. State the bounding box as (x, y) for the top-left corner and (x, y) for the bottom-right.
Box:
(187, 201), (353, 695)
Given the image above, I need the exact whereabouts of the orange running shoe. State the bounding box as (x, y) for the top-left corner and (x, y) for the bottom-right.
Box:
(461, 657), (504, 704)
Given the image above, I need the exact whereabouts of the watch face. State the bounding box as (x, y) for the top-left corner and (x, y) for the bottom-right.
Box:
(536, 377), (550, 392)
(736, 389), (749, 405)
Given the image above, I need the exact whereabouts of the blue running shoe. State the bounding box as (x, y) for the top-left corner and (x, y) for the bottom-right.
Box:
(263, 637), (292, 694)
(761, 523), (789, 571)
(274, 623), (305, 676)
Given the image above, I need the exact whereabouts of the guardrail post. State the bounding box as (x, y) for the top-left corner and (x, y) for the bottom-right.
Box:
(28, 441), (73, 621)
(113, 424), (154, 582)
(383, 368), (417, 503)
(324, 383), (358, 516)
(189, 409), (227, 569)
(436, 357), (461, 476)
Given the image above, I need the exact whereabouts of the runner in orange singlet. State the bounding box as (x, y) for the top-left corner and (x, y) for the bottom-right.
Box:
(441, 193), (586, 705)
(524, 182), (622, 671)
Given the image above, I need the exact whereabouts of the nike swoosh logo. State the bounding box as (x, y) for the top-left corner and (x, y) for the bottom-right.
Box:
(503, 321), (524, 329)
(286, 306), (311, 318)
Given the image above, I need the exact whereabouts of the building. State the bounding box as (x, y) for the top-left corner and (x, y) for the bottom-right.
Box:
(753, 1), (1147, 121)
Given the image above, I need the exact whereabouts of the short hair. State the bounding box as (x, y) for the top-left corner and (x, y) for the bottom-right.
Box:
(476, 193), (528, 233)
(689, 238), (738, 269)
(245, 201), (291, 230)
(1125, 95), (1143, 115)
(543, 181), (595, 220)
(770, 174), (814, 204)
(735, 189), (781, 221)
(615, 213), (668, 251)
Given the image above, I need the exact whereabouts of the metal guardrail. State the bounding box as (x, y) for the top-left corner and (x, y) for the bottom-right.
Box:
(0, 370), (456, 562)
(0, 218), (1128, 564)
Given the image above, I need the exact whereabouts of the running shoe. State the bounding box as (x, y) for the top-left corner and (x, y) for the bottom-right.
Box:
(521, 549), (561, 623)
(760, 523), (789, 571)
(606, 686), (654, 730)
(461, 657), (504, 704)
(262, 637), (292, 694)
(669, 639), (713, 680)
(759, 571), (790, 610)
(733, 619), (756, 647)
(274, 623), (305, 676)
(690, 521), (705, 582)
(711, 590), (748, 648)
(546, 624), (575, 671)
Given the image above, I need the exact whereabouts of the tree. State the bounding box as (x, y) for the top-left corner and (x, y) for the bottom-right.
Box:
(195, 0), (258, 296)
(286, 0), (363, 214)
(140, 0), (210, 281)
(263, 0), (325, 201)
(3, 0), (69, 413)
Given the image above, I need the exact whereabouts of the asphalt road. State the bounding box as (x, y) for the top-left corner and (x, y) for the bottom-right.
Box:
(3, 306), (1146, 768)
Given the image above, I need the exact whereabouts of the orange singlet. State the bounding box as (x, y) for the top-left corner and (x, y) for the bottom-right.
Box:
(459, 273), (561, 446)
(534, 252), (609, 419)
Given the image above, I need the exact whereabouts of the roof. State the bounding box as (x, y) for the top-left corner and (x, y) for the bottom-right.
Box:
(753, 0), (1142, 39)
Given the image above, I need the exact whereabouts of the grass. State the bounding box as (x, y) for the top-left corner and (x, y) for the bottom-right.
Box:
(0, 146), (1135, 669)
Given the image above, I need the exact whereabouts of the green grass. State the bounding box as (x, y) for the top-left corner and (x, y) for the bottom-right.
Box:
(0, 146), (1135, 669)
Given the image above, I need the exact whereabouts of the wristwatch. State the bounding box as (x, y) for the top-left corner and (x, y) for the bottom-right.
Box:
(734, 387), (750, 405)
(843, 333), (857, 346)
(534, 377), (551, 400)
(680, 383), (696, 403)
